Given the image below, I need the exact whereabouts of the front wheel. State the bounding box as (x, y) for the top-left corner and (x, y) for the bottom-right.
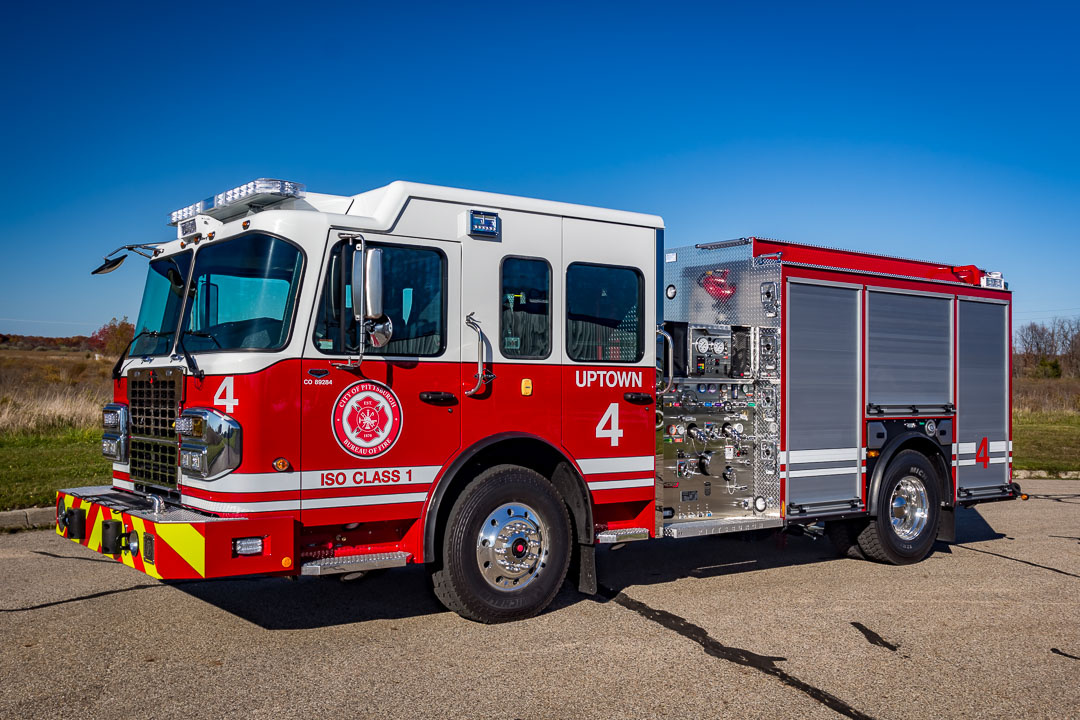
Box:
(857, 450), (942, 565)
(431, 465), (571, 623)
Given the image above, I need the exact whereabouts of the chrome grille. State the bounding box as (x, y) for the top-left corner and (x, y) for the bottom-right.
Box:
(128, 367), (183, 488)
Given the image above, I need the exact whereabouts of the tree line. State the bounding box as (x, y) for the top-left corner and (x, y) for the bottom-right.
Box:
(1014, 318), (1080, 378)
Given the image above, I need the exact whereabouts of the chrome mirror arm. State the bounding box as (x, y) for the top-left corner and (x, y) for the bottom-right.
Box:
(656, 325), (675, 395)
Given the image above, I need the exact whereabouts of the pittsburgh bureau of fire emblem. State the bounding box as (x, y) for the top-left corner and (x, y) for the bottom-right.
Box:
(331, 381), (403, 458)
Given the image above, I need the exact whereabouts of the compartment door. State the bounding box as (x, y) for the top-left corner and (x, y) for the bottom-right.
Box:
(956, 300), (1010, 500)
(785, 281), (863, 516)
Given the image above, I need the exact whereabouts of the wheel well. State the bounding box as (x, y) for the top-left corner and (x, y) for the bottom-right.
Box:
(423, 435), (592, 564)
(868, 434), (951, 516)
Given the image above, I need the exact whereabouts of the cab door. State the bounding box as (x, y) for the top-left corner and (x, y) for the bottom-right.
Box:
(300, 233), (461, 527)
(560, 218), (657, 509)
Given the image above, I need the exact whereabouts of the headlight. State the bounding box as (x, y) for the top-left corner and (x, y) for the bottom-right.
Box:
(102, 403), (129, 462)
(103, 403), (128, 432)
(177, 408), (242, 480)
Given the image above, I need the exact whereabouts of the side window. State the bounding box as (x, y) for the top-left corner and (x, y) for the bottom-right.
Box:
(566, 263), (643, 363)
(313, 242), (446, 356)
(500, 256), (551, 359)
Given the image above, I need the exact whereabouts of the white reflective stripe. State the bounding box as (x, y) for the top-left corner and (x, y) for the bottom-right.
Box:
(989, 457), (1009, 465)
(112, 462), (129, 472)
(113, 479), (135, 491)
(1009, 440), (1014, 451)
(951, 460), (958, 467)
(957, 442), (977, 454)
(588, 478), (654, 490)
(577, 456), (655, 474)
(300, 466), (440, 490)
(860, 448), (867, 459)
(181, 495), (301, 513)
(303, 492), (428, 509)
(957, 459), (977, 466)
(787, 467), (859, 478)
(860, 466), (866, 474)
(182, 472), (300, 493)
(786, 448), (859, 463)
(989, 441), (1008, 452)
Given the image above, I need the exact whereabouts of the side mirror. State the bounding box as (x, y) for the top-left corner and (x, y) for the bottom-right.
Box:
(350, 245), (392, 348)
(91, 254), (126, 275)
(351, 245), (366, 323)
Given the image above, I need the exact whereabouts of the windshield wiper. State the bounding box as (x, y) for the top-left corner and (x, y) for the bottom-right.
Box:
(112, 330), (174, 380)
(181, 330), (222, 349)
(175, 332), (205, 381)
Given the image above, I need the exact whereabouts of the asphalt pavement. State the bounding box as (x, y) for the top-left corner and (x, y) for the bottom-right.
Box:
(1, 480), (1077, 719)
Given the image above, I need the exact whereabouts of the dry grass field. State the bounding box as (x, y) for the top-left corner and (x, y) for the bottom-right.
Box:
(0, 348), (1076, 511)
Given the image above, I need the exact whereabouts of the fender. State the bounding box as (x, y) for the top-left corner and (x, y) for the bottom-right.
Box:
(866, 431), (951, 516)
(421, 432), (594, 564)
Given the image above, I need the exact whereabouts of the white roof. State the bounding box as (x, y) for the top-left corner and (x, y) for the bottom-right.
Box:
(328, 181), (664, 229)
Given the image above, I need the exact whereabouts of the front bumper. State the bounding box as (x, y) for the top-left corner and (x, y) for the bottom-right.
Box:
(55, 487), (296, 579)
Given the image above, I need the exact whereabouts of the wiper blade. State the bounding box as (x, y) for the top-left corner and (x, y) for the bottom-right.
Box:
(175, 332), (205, 381)
(181, 330), (222, 349)
(111, 329), (175, 380)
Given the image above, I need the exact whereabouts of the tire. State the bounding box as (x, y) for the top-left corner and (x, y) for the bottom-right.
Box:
(857, 450), (941, 565)
(430, 464), (571, 623)
(825, 519), (868, 560)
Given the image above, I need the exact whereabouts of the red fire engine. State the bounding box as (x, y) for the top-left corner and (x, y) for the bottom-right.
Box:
(58, 178), (1019, 622)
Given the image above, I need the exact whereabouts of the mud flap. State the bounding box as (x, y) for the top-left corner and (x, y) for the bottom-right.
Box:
(577, 543), (597, 595)
(937, 505), (955, 543)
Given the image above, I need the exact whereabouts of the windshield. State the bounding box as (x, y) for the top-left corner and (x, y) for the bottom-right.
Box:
(131, 251), (192, 356)
(179, 233), (304, 352)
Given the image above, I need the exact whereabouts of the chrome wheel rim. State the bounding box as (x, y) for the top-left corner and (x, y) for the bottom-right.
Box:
(476, 502), (548, 592)
(890, 475), (929, 541)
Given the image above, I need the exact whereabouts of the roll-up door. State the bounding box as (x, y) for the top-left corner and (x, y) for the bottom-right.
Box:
(957, 300), (1010, 499)
(785, 281), (862, 515)
(867, 291), (952, 410)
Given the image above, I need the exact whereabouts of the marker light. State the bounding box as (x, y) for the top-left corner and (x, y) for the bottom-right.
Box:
(169, 178), (305, 225)
(233, 537), (264, 556)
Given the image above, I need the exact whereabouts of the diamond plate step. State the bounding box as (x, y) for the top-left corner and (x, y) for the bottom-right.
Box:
(300, 551), (411, 576)
(663, 516), (782, 539)
(596, 527), (651, 544)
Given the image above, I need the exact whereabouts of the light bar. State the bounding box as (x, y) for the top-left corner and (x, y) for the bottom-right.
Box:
(168, 178), (305, 225)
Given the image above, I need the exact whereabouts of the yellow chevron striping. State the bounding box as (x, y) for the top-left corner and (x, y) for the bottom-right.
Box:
(130, 517), (162, 580)
(87, 506), (105, 554)
(154, 523), (206, 577)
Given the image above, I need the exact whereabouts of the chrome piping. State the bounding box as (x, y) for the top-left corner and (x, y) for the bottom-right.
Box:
(464, 312), (495, 397)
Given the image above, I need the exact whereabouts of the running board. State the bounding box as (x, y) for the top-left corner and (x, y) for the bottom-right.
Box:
(300, 551), (411, 576)
(596, 527), (651, 544)
(663, 516), (782, 539)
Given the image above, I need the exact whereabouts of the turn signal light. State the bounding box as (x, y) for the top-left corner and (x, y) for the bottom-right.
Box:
(273, 457), (291, 472)
(867, 450), (880, 458)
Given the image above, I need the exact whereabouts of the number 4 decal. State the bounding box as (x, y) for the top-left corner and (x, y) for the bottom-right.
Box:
(214, 376), (239, 414)
(596, 403), (623, 447)
(976, 437), (989, 468)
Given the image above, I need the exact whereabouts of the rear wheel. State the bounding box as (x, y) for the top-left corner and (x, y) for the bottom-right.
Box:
(431, 464), (571, 623)
(857, 450), (941, 565)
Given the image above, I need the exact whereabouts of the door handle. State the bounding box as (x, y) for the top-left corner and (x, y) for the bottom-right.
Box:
(624, 392), (654, 405)
(420, 391), (458, 406)
(307, 368), (330, 378)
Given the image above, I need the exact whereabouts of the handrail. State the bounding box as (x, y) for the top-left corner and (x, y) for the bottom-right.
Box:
(465, 313), (496, 396)
(656, 325), (675, 395)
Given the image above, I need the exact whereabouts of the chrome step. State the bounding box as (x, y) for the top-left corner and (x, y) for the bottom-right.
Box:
(300, 551), (411, 576)
(596, 527), (651, 544)
(663, 516), (782, 539)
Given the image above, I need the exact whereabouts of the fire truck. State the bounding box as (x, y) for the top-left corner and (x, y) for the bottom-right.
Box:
(57, 178), (1019, 622)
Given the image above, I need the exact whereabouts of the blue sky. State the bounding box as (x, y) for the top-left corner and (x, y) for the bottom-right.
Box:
(1, 1), (1077, 336)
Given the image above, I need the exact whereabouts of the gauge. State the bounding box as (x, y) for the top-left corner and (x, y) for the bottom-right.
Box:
(707, 384), (718, 394)
(711, 339), (726, 354)
(665, 284), (677, 299)
(697, 383), (707, 393)
(734, 422), (745, 434)
(676, 424), (686, 436)
(695, 337), (711, 354)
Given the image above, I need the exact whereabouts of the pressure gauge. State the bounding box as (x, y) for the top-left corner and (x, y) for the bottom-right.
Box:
(695, 337), (711, 354)
(707, 383), (718, 394)
(711, 339), (726, 354)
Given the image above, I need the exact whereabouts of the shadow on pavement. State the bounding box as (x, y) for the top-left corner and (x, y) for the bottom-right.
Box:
(168, 506), (1005, 630)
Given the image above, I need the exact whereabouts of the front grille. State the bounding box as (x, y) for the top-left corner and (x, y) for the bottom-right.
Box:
(128, 367), (183, 488)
